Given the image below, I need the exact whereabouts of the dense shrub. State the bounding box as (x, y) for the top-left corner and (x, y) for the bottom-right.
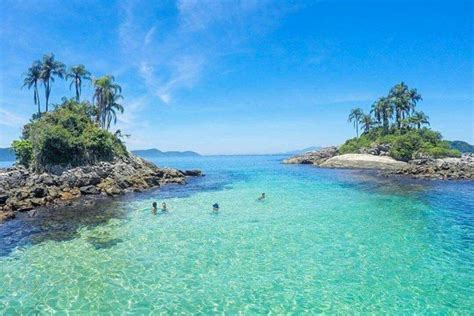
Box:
(389, 132), (423, 161)
(339, 136), (372, 154)
(12, 99), (128, 170)
(82, 126), (127, 162)
(11, 140), (33, 167)
(416, 141), (461, 159)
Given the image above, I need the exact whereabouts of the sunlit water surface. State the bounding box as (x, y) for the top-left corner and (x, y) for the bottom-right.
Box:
(0, 155), (473, 313)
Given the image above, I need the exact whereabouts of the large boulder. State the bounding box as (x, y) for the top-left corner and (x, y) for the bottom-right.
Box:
(181, 169), (203, 177)
(320, 154), (408, 170)
(80, 185), (99, 195)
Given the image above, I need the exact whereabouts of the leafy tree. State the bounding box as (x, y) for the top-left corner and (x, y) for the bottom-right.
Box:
(348, 108), (363, 137)
(40, 53), (66, 112)
(11, 140), (33, 167)
(66, 65), (91, 102)
(22, 61), (43, 116)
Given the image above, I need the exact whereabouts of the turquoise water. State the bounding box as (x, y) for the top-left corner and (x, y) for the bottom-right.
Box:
(0, 155), (473, 313)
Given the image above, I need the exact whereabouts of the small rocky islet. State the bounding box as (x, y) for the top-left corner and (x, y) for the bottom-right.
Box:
(283, 146), (474, 180)
(0, 155), (202, 223)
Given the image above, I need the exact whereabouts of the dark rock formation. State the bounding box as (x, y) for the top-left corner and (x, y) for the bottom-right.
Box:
(181, 169), (203, 177)
(386, 154), (474, 180)
(0, 155), (201, 223)
(358, 143), (391, 156)
(283, 146), (338, 165)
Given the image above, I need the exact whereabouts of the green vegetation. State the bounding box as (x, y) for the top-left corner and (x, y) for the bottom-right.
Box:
(14, 53), (128, 169)
(11, 140), (33, 167)
(343, 83), (461, 161)
(12, 99), (127, 170)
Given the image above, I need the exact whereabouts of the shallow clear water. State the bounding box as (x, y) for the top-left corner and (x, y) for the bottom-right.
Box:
(1, 155), (473, 313)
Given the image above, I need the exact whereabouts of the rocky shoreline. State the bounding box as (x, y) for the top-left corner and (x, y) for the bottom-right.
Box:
(283, 147), (474, 180)
(0, 155), (202, 223)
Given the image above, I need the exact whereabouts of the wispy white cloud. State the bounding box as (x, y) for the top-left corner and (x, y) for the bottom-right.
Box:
(144, 26), (156, 46)
(0, 107), (27, 127)
(117, 0), (293, 105)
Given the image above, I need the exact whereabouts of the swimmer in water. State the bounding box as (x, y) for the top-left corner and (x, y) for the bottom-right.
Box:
(213, 203), (219, 211)
(161, 202), (168, 212)
(257, 193), (266, 201)
(152, 202), (158, 214)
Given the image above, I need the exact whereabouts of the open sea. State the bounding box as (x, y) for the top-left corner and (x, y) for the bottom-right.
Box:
(0, 155), (473, 313)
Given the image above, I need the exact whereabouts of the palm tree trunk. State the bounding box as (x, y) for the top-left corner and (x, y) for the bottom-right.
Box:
(34, 82), (41, 116)
(45, 81), (50, 112)
(75, 80), (80, 102)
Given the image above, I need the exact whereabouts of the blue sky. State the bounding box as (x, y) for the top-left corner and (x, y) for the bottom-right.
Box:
(0, 0), (472, 155)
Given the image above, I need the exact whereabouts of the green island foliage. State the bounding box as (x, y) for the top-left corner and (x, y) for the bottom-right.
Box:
(343, 83), (461, 161)
(13, 54), (128, 169)
(12, 100), (127, 170)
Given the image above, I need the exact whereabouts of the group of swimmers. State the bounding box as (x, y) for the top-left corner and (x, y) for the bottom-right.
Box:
(151, 192), (266, 213)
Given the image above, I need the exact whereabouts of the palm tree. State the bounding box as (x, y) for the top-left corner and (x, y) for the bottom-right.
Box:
(371, 97), (393, 132)
(66, 65), (91, 102)
(348, 108), (364, 137)
(411, 111), (430, 129)
(22, 61), (42, 116)
(360, 114), (374, 134)
(104, 93), (124, 130)
(40, 53), (66, 112)
(408, 88), (422, 115)
(389, 82), (410, 129)
(93, 75), (123, 129)
(389, 82), (423, 129)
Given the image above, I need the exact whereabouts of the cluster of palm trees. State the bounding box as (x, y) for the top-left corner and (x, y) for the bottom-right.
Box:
(348, 82), (430, 137)
(23, 53), (123, 130)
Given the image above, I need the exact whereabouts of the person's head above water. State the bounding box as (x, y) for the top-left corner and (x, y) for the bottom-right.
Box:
(262, 193), (265, 197)
(213, 203), (219, 209)
(152, 202), (157, 209)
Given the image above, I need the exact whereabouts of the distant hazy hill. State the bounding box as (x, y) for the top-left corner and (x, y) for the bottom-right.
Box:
(281, 146), (322, 155)
(0, 147), (15, 161)
(447, 140), (474, 153)
(132, 148), (201, 158)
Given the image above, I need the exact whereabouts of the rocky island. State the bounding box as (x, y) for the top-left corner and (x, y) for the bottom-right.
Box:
(284, 83), (474, 180)
(0, 70), (202, 223)
(284, 146), (473, 180)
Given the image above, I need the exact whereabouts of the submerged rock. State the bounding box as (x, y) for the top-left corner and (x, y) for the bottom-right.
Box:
(0, 155), (201, 223)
